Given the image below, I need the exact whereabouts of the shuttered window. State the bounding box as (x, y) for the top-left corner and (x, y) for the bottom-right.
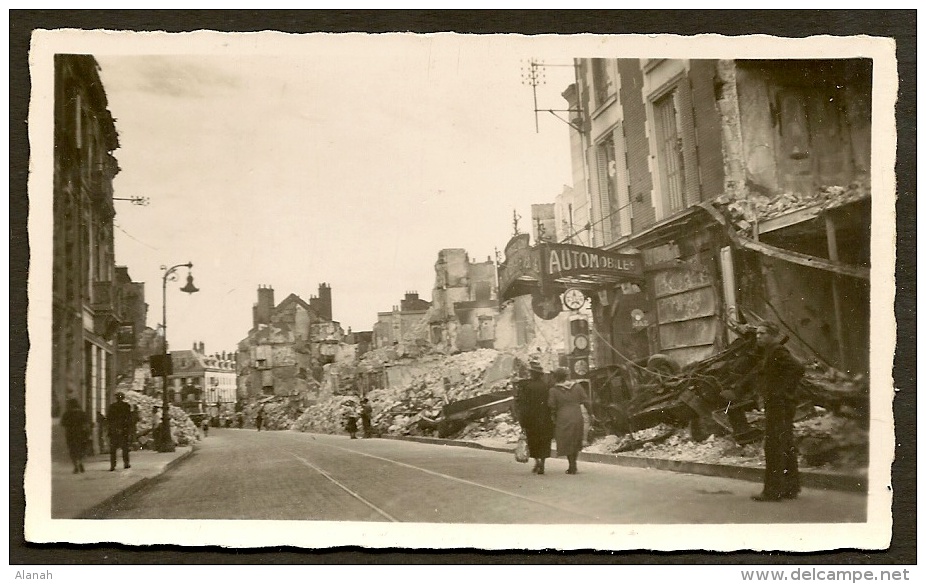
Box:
(653, 90), (686, 214)
(595, 140), (614, 245)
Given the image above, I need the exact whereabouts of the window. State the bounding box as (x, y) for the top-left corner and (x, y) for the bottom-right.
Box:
(594, 137), (616, 245)
(653, 90), (686, 214)
(591, 59), (615, 108)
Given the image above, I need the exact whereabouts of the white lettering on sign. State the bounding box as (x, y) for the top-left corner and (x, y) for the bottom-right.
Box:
(547, 249), (638, 275)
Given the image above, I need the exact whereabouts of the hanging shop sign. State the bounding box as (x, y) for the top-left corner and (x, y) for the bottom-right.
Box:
(498, 237), (644, 301)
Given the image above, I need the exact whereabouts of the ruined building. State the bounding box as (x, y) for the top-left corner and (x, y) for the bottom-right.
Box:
(428, 249), (500, 352)
(237, 284), (343, 399)
(528, 58), (871, 374)
(373, 291), (431, 351)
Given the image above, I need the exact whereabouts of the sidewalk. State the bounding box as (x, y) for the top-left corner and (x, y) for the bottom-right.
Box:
(386, 435), (868, 493)
(52, 446), (194, 519)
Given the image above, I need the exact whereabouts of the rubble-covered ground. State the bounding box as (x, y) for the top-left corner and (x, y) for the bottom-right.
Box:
(122, 390), (200, 447)
(283, 345), (869, 475)
(583, 409), (868, 475)
(294, 348), (516, 437)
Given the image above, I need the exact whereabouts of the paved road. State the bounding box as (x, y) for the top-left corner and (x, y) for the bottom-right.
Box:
(101, 428), (867, 524)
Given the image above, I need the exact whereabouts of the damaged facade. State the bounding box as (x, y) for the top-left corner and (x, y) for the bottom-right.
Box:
(372, 291), (431, 351)
(428, 249), (500, 352)
(236, 284), (343, 400)
(542, 58), (871, 375)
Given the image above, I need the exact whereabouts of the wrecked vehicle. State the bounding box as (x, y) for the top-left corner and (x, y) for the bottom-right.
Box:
(588, 326), (774, 445)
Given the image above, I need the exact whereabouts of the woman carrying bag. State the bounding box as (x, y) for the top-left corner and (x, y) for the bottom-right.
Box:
(513, 359), (554, 475)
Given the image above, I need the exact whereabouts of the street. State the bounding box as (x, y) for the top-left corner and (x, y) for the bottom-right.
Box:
(100, 428), (866, 524)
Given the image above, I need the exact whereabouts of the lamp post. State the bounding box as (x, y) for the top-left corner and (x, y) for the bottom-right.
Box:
(157, 262), (199, 453)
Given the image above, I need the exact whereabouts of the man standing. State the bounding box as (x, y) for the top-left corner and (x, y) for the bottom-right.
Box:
(106, 392), (133, 471)
(752, 321), (805, 502)
(360, 398), (373, 439)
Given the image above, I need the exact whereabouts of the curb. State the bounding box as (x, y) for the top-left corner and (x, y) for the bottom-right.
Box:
(75, 445), (196, 519)
(383, 435), (868, 493)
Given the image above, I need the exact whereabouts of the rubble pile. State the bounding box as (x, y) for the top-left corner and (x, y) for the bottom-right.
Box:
(121, 390), (200, 447)
(717, 181), (871, 234)
(458, 412), (521, 444)
(293, 348), (518, 437)
(290, 395), (362, 435)
(588, 410), (867, 473)
(242, 396), (305, 431)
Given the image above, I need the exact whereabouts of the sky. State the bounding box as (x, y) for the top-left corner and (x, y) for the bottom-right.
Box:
(93, 34), (576, 355)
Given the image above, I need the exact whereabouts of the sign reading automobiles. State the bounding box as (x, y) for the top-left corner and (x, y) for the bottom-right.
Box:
(499, 236), (644, 301)
(542, 243), (643, 281)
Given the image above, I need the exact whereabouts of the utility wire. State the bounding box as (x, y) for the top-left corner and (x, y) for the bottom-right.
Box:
(114, 221), (158, 250)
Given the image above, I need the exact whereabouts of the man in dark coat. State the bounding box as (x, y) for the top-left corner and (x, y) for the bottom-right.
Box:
(360, 398), (374, 438)
(752, 321), (805, 502)
(106, 392), (133, 471)
(514, 359), (555, 475)
(61, 398), (89, 473)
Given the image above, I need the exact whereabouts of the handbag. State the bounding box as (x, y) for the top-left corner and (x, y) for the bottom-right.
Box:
(514, 433), (530, 463)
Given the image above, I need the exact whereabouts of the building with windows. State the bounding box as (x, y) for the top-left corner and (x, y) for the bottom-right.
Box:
(51, 55), (122, 453)
(237, 284), (343, 400)
(545, 58), (871, 374)
(168, 342), (237, 420)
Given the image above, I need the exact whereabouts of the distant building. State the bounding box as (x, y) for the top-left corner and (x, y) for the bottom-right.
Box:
(373, 291), (431, 350)
(167, 342), (237, 419)
(237, 284), (341, 399)
(113, 266), (149, 383)
(51, 54), (122, 453)
(427, 250), (499, 351)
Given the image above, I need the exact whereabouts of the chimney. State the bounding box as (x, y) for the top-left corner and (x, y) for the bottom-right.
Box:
(317, 282), (332, 322)
(255, 285), (275, 327)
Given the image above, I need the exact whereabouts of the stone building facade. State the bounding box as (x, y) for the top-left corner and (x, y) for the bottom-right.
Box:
(51, 54), (122, 453)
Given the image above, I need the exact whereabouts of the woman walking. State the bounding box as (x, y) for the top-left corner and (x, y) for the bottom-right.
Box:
(61, 398), (90, 474)
(548, 368), (593, 474)
(514, 359), (554, 474)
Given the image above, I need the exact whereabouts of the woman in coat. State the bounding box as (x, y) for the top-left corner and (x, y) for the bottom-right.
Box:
(514, 360), (554, 474)
(548, 368), (593, 474)
(61, 398), (90, 474)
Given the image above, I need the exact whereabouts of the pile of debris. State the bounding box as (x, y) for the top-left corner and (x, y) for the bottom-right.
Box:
(586, 409), (868, 474)
(121, 390), (200, 447)
(717, 180), (871, 234)
(293, 348), (519, 437)
(457, 412), (522, 444)
(242, 396), (306, 431)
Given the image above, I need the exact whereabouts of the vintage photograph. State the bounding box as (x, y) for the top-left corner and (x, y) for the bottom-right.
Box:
(24, 28), (897, 551)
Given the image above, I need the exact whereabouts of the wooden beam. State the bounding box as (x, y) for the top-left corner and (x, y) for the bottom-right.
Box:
(698, 202), (869, 280)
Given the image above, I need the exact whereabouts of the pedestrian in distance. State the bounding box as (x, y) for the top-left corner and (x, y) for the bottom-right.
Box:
(106, 392), (133, 471)
(344, 401), (359, 439)
(237, 412), (244, 429)
(61, 398), (90, 474)
(255, 406), (265, 432)
(548, 367), (593, 475)
(752, 321), (805, 502)
(514, 359), (554, 475)
(360, 398), (373, 439)
(201, 418), (209, 437)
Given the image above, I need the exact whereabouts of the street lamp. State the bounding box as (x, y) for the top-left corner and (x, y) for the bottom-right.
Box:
(156, 262), (199, 453)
